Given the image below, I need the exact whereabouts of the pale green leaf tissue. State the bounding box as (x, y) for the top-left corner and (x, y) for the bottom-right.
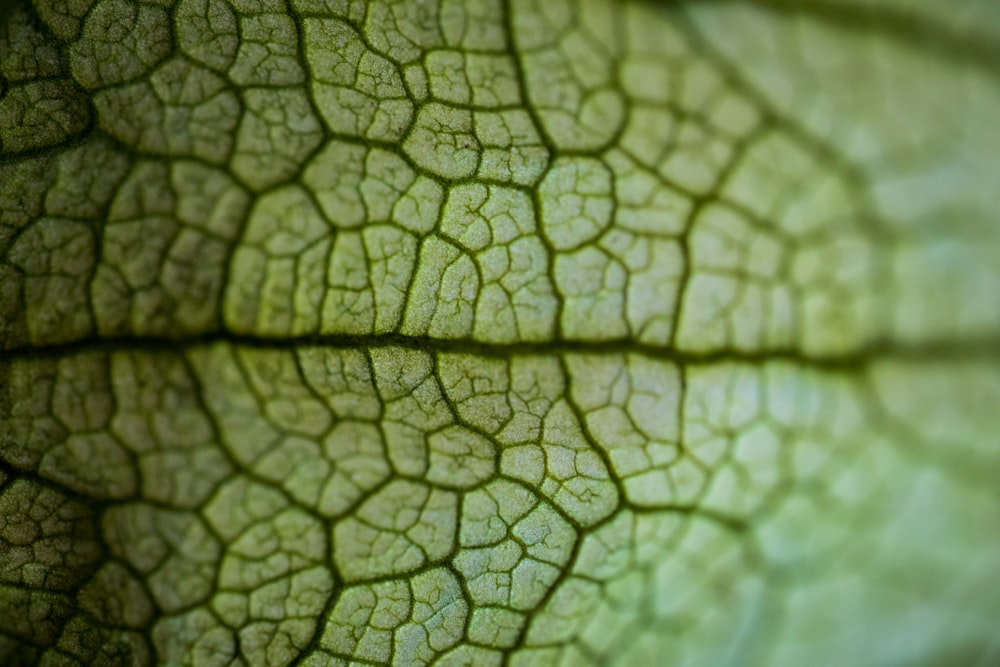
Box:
(1, 0), (999, 665)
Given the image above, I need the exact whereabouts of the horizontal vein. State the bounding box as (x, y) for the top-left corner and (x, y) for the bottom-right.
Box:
(5, 331), (999, 370)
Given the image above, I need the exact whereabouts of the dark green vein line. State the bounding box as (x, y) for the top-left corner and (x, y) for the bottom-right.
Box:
(4, 330), (999, 369)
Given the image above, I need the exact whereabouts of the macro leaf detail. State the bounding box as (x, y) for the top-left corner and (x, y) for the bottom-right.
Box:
(1, 0), (999, 665)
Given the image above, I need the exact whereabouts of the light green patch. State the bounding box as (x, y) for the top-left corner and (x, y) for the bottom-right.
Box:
(304, 17), (414, 141)
(231, 87), (324, 191)
(467, 607), (526, 647)
(538, 156), (614, 250)
(426, 425), (496, 488)
(514, 0), (624, 150)
(320, 580), (411, 662)
(402, 236), (479, 338)
(229, 12), (304, 86)
(403, 102), (481, 178)
(174, 0), (239, 72)
(394, 568), (468, 664)
(94, 58), (240, 163)
(2, 0), (999, 665)
(225, 186), (331, 335)
(393, 176), (446, 234)
(305, 141), (379, 228)
(567, 353), (682, 506)
(153, 607), (236, 666)
(363, 0), (444, 64)
(426, 50), (521, 107)
(321, 226), (419, 334)
(440, 0), (507, 51)
(109, 351), (233, 507)
(437, 354), (512, 435)
(553, 245), (628, 340)
(334, 480), (458, 580)
(103, 504), (221, 612)
(604, 149), (692, 235)
(474, 109), (550, 185)
(440, 184), (557, 342)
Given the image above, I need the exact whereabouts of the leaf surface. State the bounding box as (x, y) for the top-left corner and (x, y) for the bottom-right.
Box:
(1, 0), (999, 665)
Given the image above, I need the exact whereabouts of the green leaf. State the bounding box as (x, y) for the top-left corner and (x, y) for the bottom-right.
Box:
(2, 0), (999, 665)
